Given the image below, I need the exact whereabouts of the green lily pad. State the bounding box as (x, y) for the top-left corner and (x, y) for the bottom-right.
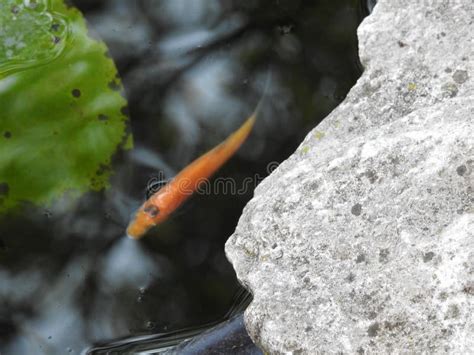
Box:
(0, 0), (133, 212)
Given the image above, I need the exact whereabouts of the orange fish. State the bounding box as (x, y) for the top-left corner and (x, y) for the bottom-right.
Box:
(126, 110), (258, 239)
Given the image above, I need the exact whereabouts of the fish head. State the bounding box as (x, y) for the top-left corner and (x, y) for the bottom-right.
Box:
(126, 203), (164, 239)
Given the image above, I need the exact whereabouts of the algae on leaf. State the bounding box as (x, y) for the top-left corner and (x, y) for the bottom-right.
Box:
(0, 0), (133, 212)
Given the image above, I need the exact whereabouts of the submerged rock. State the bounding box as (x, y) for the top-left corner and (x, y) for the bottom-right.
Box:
(226, 0), (474, 353)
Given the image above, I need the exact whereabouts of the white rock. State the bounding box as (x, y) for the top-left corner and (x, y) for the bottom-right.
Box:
(226, 0), (474, 353)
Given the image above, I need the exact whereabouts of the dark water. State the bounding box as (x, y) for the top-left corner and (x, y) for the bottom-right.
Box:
(0, 0), (370, 353)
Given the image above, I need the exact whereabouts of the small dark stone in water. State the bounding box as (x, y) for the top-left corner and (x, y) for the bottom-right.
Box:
(444, 67), (452, 73)
(4, 131), (12, 139)
(72, 89), (81, 98)
(397, 41), (407, 47)
(53, 36), (61, 44)
(51, 23), (60, 32)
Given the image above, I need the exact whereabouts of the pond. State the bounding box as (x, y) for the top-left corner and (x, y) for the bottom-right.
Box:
(0, 0), (371, 353)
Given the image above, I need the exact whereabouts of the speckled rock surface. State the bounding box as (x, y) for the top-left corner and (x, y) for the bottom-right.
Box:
(225, 0), (474, 353)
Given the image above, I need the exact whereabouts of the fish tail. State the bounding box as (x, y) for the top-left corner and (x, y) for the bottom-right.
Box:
(218, 110), (257, 159)
(252, 69), (272, 117)
(219, 70), (271, 155)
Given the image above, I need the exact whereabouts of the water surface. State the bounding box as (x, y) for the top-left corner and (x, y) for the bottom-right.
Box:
(0, 0), (369, 353)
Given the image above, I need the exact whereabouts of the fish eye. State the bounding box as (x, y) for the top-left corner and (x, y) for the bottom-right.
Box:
(144, 205), (160, 218)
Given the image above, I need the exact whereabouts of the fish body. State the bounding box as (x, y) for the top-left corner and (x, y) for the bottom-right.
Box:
(126, 111), (257, 239)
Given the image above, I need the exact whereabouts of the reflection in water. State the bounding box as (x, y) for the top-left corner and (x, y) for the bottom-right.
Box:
(365, 0), (378, 14)
(0, 0), (369, 353)
(0, 0), (69, 76)
(87, 288), (253, 354)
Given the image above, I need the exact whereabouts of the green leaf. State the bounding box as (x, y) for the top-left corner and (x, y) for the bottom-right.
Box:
(0, 0), (133, 212)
